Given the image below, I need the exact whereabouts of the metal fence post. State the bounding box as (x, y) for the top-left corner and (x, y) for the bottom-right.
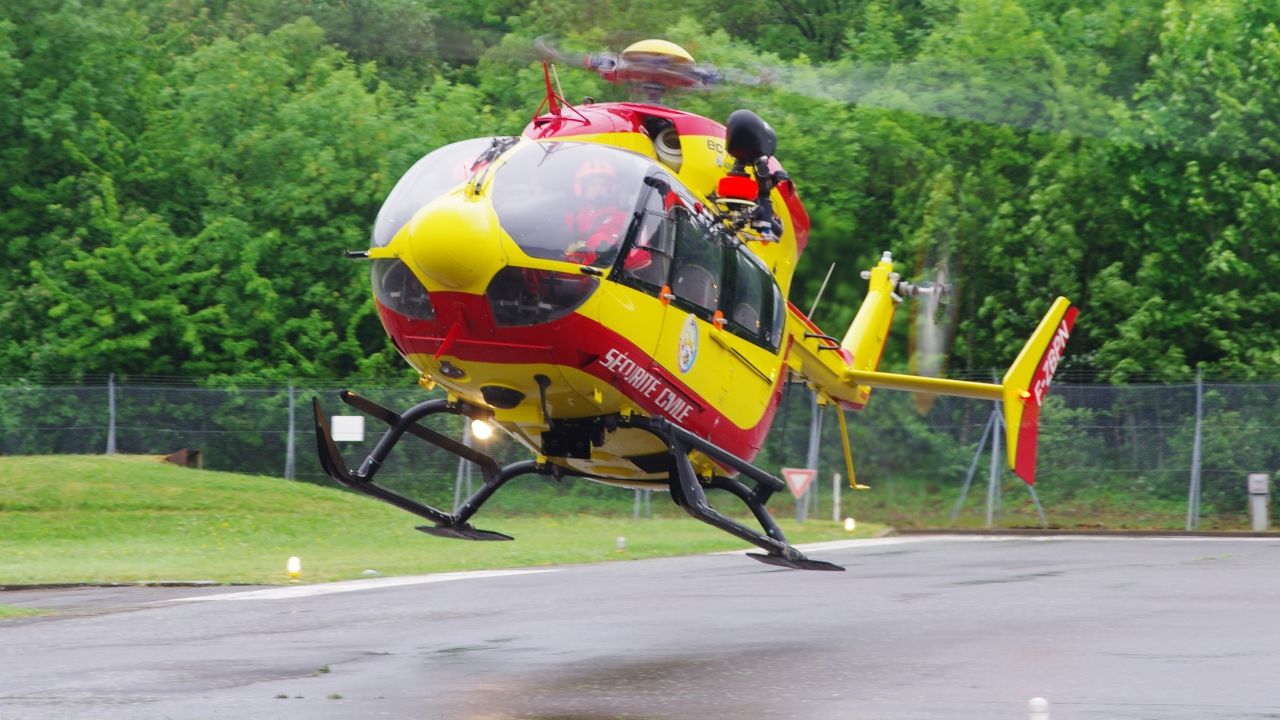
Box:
(106, 373), (117, 455)
(284, 381), (296, 480)
(951, 409), (996, 525)
(985, 402), (1002, 529)
(798, 393), (822, 523)
(453, 423), (474, 513)
(1186, 370), (1203, 530)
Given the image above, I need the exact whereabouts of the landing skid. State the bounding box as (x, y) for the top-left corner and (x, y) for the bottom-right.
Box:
(313, 392), (562, 541)
(619, 414), (844, 571)
(747, 553), (844, 571)
(313, 392), (843, 571)
(416, 525), (514, 541)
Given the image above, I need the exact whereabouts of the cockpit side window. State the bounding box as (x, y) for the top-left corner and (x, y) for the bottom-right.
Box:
(616, 182), (673, 290)
(768, 279), (786, 350)
(608, 174), (783, 352)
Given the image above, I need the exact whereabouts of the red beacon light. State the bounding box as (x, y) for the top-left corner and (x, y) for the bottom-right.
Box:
(717, 174), (758, 203)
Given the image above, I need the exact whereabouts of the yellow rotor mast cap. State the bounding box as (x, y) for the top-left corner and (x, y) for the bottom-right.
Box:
(621, 39), (695, 68)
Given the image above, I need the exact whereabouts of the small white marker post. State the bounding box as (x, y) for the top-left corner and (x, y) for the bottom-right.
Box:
(330, 416), (365, 442)
(1028, 697), (1049, 720)
(286, 556), (302, 583)
(615, 536), (626, 553)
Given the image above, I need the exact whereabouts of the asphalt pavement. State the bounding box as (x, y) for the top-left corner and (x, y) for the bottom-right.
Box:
(2, 535), (1279, 719)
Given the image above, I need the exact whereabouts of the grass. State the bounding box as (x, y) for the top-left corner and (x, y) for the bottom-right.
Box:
(0, 605), (51, 619)
(848, 473), (1229, 531)
(0, 455), (881, 586)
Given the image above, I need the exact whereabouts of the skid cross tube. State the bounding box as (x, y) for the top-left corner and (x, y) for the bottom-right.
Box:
(621, 415), (843, 571)
(706, 475), (786, 544)
(339, 391), (502, 480)
(313, 393), (555, 541)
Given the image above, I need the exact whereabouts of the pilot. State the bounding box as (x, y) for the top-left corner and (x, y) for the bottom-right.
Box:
(565, 159), (628, 266)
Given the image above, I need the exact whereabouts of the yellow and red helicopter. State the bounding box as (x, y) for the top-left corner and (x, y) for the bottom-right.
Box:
(314, 39), (1078, 571)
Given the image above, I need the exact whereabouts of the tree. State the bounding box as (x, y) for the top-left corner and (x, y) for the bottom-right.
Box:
(1102, 0), (1280, 379)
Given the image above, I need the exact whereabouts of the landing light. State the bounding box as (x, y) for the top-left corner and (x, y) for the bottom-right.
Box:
(470, 419), (494, 441)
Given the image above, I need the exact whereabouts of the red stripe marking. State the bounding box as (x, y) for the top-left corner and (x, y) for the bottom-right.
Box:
(376, 293), (788, 461)
(1013, 305), (1079, 485)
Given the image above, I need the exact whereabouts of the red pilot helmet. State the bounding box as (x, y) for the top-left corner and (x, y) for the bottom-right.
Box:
(574, 159), (617, 197)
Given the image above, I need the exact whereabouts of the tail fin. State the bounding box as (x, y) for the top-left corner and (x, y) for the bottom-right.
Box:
(836, 297), (1077, 485)
(837, 252), (900, 409)
(1001, 298), (1078, 485)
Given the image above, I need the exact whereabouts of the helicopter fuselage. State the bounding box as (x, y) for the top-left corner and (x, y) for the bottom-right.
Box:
(367, 101), (813, 486)
(315, 42), (1075, 569)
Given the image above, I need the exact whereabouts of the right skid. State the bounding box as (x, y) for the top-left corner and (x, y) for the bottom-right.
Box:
(621, 414), (844, 572)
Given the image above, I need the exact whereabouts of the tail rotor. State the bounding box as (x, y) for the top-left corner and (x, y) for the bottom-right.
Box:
(904, 247), (958, 413)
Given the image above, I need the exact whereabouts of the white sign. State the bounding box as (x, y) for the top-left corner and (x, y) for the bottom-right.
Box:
(331, 415), (365, 442)
(781, 467), (817, 499)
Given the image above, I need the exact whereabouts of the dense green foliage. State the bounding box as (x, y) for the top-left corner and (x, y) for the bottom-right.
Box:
(3, 0), (1278, 382)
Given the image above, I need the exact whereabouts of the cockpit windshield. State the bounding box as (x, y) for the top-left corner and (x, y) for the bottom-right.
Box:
(372, 137), (511, 248)
(491, 142), (652, 269)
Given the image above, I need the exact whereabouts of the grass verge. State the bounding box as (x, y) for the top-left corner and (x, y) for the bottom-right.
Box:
(0, 605), (51, 619)
(1, 455), (881, 585)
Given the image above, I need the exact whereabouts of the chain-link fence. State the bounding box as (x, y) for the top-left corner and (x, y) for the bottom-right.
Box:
(2, 376), (1276, 529)
(761, 376), (1280, 530)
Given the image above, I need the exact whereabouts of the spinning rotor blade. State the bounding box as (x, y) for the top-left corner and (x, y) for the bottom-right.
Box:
(718, 58), (1120, 139)
(442, 25), (1125, 140)
(533, 35), (591, 68)
(907, 248), (958, 413)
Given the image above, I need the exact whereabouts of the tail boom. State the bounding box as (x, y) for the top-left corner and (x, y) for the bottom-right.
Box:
(839, 296), (1077, 486)
(785, 251), (1076, 487)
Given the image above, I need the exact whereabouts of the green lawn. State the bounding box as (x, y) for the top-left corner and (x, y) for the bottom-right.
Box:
(0, 605), (51, 619)
(0, 455), (880, 585)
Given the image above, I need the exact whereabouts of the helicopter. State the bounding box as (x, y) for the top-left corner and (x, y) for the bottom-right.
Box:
(313, 38), (1078, 571)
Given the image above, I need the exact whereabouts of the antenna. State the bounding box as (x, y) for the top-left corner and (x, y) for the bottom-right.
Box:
(550, 62), (566, 104)
(807, 262), (836, 317)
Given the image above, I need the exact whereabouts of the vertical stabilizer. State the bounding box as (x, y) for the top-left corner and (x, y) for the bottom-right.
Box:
(1001, 298), (1078, 485)
(838, 252), (899, 409)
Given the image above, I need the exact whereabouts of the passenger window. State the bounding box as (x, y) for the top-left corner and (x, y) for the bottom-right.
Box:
(726, 247), (785, 351)
(668, 207), (722, 315)
(728, 249), (765, 338)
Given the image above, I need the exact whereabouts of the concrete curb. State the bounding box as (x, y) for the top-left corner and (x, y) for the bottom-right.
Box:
(897, 528), (1278, 538)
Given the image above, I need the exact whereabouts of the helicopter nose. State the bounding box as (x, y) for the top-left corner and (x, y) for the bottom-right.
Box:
(401, 198), (505, 292)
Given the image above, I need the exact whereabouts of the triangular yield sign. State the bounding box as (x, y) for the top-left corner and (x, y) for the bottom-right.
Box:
(781, 467), (817, 499)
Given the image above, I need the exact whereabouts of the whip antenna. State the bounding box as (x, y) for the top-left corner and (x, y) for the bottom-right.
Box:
(807, 262), (836, 317)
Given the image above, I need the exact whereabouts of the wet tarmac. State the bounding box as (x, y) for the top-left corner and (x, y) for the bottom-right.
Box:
(2, 535), (1279, 719)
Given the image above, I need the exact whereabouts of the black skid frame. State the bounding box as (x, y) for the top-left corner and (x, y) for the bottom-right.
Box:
(313, 392), (841, 570)
(617, 414), (842, 571)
